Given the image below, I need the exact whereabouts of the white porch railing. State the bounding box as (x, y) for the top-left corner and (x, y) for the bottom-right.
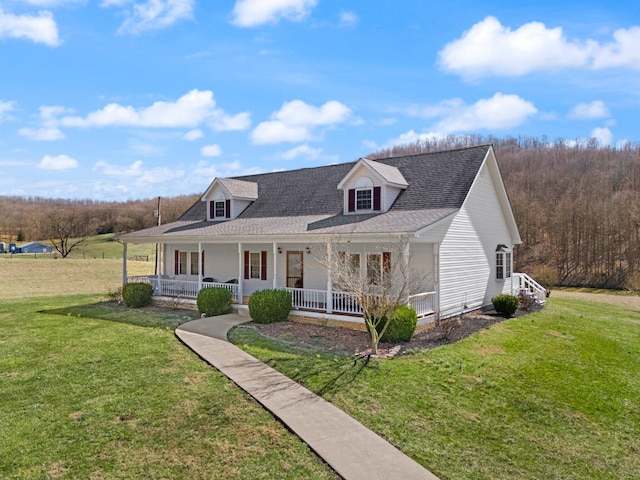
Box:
(408, 291), (437, 318)
(513, 273), (546, 304)
(286, 287), (435, 318)
(126, 276), (239, 303)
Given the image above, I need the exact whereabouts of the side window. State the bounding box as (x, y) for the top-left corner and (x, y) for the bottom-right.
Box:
(250, 252), (261, 279)
(190, 252), (199, 275)
(496, 246), (512, 280)
(179, 252), (187, 275)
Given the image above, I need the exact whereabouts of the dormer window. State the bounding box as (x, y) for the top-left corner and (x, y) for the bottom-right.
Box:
(202, 177), (258, 221)
(214, 200), (226, 218)
(356, 188), (373, 210)
(210, 197), (231, 220)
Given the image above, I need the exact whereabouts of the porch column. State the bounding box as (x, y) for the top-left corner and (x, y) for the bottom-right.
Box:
(122, 242), (128, 285)
(237, 242), (243, 303)
(198, 242), (202, 292)
(272, 242), (278, 289)
(434, 243), (440, 320)
(155, 242), (162, 277)
(403, 240), (410, 304)
(326, 240), (333, 314)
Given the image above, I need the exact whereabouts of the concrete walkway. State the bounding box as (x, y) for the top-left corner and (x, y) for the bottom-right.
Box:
(175, 315), (439, 480)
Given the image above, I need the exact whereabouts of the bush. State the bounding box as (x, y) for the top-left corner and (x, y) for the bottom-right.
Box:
(369, 305), (418, 343)
(492, 294), (519, 317)
(248, 289), (292, 324)
(197, 287), (233, 317)
(122, 282), (153, 308)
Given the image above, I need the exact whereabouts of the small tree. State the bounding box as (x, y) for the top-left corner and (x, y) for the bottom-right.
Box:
(317, 237), (428, 355)
(35, 210), (95, 258)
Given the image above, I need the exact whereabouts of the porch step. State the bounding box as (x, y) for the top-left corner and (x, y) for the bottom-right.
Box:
(233, 304), (251, 317)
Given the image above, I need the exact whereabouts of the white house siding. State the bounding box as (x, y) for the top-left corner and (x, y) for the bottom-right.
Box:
(384, 185), (403, 211)
(202, 244), (238, 282)
(438, 163), (514, 318)
(409, 242), (437, 292)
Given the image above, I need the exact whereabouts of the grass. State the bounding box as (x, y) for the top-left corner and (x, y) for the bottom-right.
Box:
(0, 294), (337, 479)
(229, 297), (640, 479)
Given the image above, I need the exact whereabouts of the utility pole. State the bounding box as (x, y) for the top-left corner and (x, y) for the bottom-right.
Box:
(154, 196), (161, 275)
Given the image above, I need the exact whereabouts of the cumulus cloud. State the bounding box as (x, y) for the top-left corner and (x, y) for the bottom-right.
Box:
(19, 127), (65, 141)
(200, 144), (222, 157)
(37, 154), (78, 170)
(191, 159), (262, 179)
(252, 99), (351, 144)
(58, 89), (244, 129)
(232, 0), (317, 27)
(182, 128), (203, 141)
(0, 8), (61, 46)
(0, 100), (16, 121)
(339, 11), (358, 28)
(591, 127), (613, 146)
(439, 16), (640, 78)
(210, 111), (251, 131)
(94, 159), (183, 184)
(407, 93), (537, 133)
(281, 143), (323, 160)
(102, 0), (194, 34)
(569, 101), (610, 119)
(385, 130), (445, 148)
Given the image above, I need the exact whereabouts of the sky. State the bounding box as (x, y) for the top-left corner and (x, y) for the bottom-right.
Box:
(1, 0), (639, 201)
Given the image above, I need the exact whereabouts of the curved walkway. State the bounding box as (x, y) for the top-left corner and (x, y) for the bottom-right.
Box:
(176, 314), (439, 480)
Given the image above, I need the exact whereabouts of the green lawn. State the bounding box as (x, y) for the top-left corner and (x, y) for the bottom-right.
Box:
(229, 297), (640, 480)
(0, 295), (337, 480)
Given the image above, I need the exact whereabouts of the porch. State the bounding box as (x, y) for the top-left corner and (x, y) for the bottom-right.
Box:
(125, 275), (437, 319)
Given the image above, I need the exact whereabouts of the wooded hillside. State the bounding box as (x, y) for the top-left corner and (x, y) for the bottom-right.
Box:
(372, 135), (640, 290)
(3, 135), (639, 289)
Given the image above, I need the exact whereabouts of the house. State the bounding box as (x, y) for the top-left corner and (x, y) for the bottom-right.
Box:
(119, 145), (545, 327)
(18, 241), (53, 254)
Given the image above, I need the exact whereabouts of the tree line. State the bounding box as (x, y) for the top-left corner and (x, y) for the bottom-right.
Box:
(372, 135), (640, 290)
(3, 135), (640, 289)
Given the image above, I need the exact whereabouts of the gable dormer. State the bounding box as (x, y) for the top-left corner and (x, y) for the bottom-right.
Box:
(337, 158), (408, 214)
(201, 178), (258, 221)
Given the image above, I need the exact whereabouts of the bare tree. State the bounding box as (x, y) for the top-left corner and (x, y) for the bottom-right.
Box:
(36, 210), (96, 258)
(316, 237), (429, 355)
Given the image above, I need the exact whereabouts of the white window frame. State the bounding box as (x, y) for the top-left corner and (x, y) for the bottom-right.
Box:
(356, 187), (373, 211)
(214, 200), (226, 218)
(177, 250), (200, 276)
(496, 248), (512, 280)
(249, 251), (261, 279)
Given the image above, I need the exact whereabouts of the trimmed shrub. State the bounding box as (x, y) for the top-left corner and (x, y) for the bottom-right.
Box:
(197, 287), (233, 317)
(378, 305), (418, 343)
(248, 289), (292, 324)
(492, 294), (519, 317)
(122, 282), (153, 308)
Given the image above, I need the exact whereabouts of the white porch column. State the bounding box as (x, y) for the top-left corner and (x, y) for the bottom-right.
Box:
(403, 240), (410, 305)
(237, 242), (243, 304)
(434, 243), (440, 320)
(122, 242), (128, 285)
(272, 242), (278, 289)
(198, 242), (202, 292)
(155, 242), (162, 277)
(326, 239), (333, 314)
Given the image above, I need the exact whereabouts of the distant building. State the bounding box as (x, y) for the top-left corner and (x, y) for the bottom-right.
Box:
(0, 242), (5, 253)
(18, 242), (53, 254)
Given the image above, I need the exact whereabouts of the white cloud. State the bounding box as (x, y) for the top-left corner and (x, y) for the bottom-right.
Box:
(0, 100), (16, 121)
(439, 16), (640, 78)
(281, 144), (323, 160)
(591, 127), (613, 146)
(22, 1), (85, 6)
(182, 128), (203, 141)
(339, 11), (358, 28)
(232, 0), (317, 27)
(18, 127), (65, 141)
(59, 89), (239, 129)
(407, 93), (537, 133)
(0, 8), (61, 46)
(251, 99), (351, 144)
(386, 130), (445, 148)
(200, 144), (222, 157)
(102, 0), (194, 34)
(191, 160), (262, 179)
(37, 154), (78, 170)
(210, 111), (251, 131)
(94, 159), (183, 184)
(569, 101), (610, 119)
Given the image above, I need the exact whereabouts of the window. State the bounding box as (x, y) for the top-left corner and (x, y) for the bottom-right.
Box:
(338, 252), (360, 275)
(214, 200), (226, 218)
(244, 250), (267, 280)
(496, 245), (512, 280)
(175, 250), (201, 275)
(356, 188), (372, 210)
(366, 252), (391, 285)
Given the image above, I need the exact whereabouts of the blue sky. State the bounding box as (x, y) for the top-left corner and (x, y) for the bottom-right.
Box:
(1, 0), (639, 200)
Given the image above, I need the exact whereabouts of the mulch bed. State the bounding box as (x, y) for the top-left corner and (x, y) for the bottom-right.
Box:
(239, 306), (542, 357)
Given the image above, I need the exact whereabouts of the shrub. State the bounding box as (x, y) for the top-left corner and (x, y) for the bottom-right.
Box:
(379, 305), (418, 342)
(106, 287), (122, 303)
(492, 294), (519, 317)
(248, 289), (292, 324)
(197, 287), (233, 317)
(122, 282), (153, 308)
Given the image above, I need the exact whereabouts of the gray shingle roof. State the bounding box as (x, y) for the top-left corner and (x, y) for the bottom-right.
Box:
(122, 145), (490, 241)
(361, 159), (408, 186)
(217, 178), (258, 199)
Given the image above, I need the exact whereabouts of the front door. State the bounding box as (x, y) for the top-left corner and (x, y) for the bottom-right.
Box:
(286, 251), (303, 288)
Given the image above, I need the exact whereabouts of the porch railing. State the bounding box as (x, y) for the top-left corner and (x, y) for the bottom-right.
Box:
(286, 288), (435, 318)
(513, 273), (546, 304)
(126, 276), (239, 303)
